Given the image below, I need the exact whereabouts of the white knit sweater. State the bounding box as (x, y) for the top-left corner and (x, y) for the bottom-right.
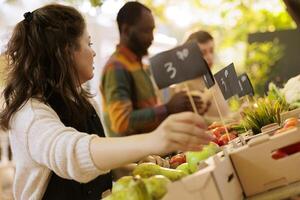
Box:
(9, 99), (109, 200)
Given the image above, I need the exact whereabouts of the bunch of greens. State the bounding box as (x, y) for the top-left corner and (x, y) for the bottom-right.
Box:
(267, 82), (286, 104)
(241, 97), (289, 134)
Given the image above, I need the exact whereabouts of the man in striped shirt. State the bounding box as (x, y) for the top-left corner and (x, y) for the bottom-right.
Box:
(100, 2), (203, 137)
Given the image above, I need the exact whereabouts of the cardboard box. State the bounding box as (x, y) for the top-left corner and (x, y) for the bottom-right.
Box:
(163, 153), (243, 200)
(247, 180), (300, 200)
(230, 127), (300, 197)
(280, 108), (300, 122)
(260, 123), (280, 135)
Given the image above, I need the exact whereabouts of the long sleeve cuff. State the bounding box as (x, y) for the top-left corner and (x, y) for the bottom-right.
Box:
(75, 134), (110, 178)
(153, 104), (168, 123)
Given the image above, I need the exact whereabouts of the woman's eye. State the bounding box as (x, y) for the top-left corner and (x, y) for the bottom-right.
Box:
(89, 42), (93, 47)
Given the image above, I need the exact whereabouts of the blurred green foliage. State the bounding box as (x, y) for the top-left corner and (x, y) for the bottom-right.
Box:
(219, 1), (296, 48)
(60, 0), (296, 98)
(245, 39), (284, 95)
(241, 96), (289, 134)
(140, 0), (296, 97)
(228, 96), (243, 112)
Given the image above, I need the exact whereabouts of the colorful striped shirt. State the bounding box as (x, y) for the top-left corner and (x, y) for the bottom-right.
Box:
(100, 45), (168, 137)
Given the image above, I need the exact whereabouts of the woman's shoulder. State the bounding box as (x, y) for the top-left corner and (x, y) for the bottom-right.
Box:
(27, 98), (58, 115)
(11, 98), (59, 130)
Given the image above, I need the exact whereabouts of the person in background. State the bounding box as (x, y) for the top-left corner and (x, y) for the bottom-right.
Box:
(0, 4), (213, 200)
(100, 1), (204, 137)
(174, 30), (231, 120)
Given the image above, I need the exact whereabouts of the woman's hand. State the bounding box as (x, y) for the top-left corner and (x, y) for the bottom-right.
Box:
(90, 112), (214, 171)
(149, 112), (215, 155)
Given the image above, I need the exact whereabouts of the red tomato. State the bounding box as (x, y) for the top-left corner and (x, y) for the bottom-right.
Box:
(283, 117), (299, 129)
(212, 137), (219, 145)
(212, 126), (228, 138)
(170, 154), (186, 165)
(272, 150), (288, 159)
(217, 133), (237, 146)
(279, 142), (300, 155)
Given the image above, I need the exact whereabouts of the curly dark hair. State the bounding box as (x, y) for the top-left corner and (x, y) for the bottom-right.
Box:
(0, 4), (93, 130)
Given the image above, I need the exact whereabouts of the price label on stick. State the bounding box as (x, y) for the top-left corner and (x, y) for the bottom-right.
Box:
(238, 73), (254, 97)
(214, 63), (240, 100)
(203, 70), (215, 89)
(150, 42), (213, 89)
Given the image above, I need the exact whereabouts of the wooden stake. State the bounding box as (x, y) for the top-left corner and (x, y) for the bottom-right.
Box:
(241, 96), (249, 132)
(184, 83), (199, 115)
(212, 86), (231, 141)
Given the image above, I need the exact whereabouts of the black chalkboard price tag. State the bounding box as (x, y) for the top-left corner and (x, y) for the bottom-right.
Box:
(238, 73), (254, 97)
(150, 42), (213, 89)
(214, 63), (240, 100)
(203, 70), (215, 89)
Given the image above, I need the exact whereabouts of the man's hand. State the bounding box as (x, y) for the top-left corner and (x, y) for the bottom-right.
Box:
(166, 91), (210, 115)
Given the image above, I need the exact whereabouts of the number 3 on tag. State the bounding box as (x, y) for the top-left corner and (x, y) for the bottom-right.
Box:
(164, 62), (176, 79)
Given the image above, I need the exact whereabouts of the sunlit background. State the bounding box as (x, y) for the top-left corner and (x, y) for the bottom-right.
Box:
(0, 0), (298, 97)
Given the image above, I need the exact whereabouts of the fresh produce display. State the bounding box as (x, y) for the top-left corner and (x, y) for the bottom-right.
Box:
(105, 162), (187, 200)
(107, 142), (221, 199)
(207, 82), (293, 136)
(279, 142), (300, 155)
(139, 155), (170, 168)
(186, 142), (220, 173)
(217, 133), (237, 146)
(104, 176), (151, 200)
(112, 176), (136, 193)
(272, 117), (300, 159)
(271, 141), (300, 160)
(209, 122), (243, 133)
(266, 78), (300, 110)
(175, 163), (191, 175)
(105, 175), (170, 200)
(230, 123), (248, 134)
(241, 97), (290, 134)
(209, 123), (239, 146)
(108, 91), (300, 199)
(211, 126), (227, 138)
(274, 117), (299, 135)
(267, 82), (288, 107)
(143, 175), (171, 200)
(169, 153), (186, 169)
(271, 150), (288, 160)
(283, 117), (299, 129)
(132, 162), (187, 181)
